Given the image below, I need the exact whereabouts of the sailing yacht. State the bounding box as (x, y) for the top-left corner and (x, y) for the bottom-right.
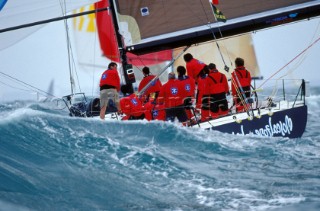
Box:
(63, 0), (320, 138)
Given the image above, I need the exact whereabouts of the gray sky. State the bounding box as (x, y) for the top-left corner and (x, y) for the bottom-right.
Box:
(0, 17), (319, 102)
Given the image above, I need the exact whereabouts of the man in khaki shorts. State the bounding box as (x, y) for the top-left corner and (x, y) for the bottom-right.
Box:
(99, 62), (121, 120)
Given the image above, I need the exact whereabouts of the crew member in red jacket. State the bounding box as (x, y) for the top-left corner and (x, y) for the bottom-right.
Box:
(231, 57), (252, 112)
(204, 63), (230, 119)
(196, 66), (210, 121)
(143, 100), (166, 121)
(183, 53), (206, 83)
(99, 62), (120, 120)
(177, 66), (196, 119)
(157, 72), (188, 123)
(120, 93), (145, 120)
(138, 66), (162, 103)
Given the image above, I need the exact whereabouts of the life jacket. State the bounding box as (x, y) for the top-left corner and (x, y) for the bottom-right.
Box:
(120, 94), (144, 117)
(99, 69), (120, 91)
(207, 70), (229, 94)
(186, 58), (206, 80)
(157, 79), (184, 108)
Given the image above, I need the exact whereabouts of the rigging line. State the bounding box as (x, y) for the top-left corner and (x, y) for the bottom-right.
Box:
(277, 24), (319, 79)
(230, 76), (251, 114)
(0, 71), (56, 98)
(258, 35), (320, 89)
(0, 80), (32, 92)
(137, 45), (191, 97)
(60, 0), (82, 95)
(199, 0), (229, 72)
(60, 0), (74, 94)
(281, 19), (320, 78)
(0, 7), (109, 34)
(70, 43), (82, 93)
(208, 1), (234, 70)
(91, 4), (99, 98)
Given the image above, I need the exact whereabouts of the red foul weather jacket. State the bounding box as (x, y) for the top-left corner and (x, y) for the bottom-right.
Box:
(157, 79), (184, 108)
(231, 66), (251, 96)
(186, 58), (206, 81)
(138, 75), (162, 94)
(120, 94), (144, 117)
(99, 69), (120, 91)
(207, 70), (229, 95)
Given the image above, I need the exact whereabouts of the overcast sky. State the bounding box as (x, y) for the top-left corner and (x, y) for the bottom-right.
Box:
(0, 17), (319, 102)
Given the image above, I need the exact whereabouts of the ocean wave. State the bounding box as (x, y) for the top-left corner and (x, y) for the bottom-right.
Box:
(0, 95), (319, 210)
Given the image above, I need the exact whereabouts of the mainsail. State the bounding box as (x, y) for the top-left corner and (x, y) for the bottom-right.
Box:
(112, 0), (320, 55)
(173, 34), (261, 78)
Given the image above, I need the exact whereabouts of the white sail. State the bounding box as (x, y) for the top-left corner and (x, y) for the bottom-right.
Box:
(173, 34), (261, 78)
(0, 0), (101, 50)
(72, 4), (109, 72)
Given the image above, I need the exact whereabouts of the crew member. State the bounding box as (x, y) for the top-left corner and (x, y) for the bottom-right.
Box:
(99, 62), (120, 120)
(183, 53), (206, 82)
(138, 66), (162, 103)
(143, 100), (166, 121)
(177, 66), (196, 120)
(158, 72), (188, 123)
(120, 93), (145, 120)
(196, 65), (210, 121)
(231, 57), (252, 112)
(204, 63), (230, 119)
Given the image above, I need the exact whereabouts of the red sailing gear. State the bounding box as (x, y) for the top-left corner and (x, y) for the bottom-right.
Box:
(231, 66), (251, 94)
(231, 66), (252, 112)
(196, 70), (230, 121)
(120, 94), (144, 119)
(178, 76), (195, 100)
(99, 69), (120, 91)
(158, 78), (188, 123)
(144, 101), (166, 121)
(186, 58), (206, 81)
(205, 70), (230, 117)
(178, 76), (196, 119)
(196, 74), (212, 121)
(207, 70), (229, 95)
(138, 75), (162, 103)
(157, 78), (184, 108)
(196, 75), (207, 109)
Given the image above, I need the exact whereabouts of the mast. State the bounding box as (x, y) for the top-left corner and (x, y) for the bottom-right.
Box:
(109, 0), (135, 94)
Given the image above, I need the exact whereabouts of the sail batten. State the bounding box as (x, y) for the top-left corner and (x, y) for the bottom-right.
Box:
(113, 0), (320, 55)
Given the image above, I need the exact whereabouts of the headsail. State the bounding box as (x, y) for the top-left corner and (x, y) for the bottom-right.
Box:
(112, 0), (320, 55)
(72, 0), (173, 92)
(0, 0), (100, 50)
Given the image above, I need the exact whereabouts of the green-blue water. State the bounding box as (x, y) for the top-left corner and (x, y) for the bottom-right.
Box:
(0, 87), (320, 211)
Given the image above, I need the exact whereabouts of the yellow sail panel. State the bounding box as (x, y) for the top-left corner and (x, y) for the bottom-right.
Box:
(173, 34), (261, 78)
(72, 5), (109, 72)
